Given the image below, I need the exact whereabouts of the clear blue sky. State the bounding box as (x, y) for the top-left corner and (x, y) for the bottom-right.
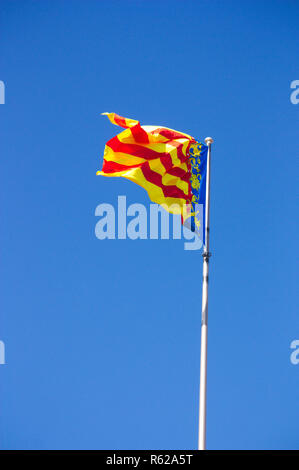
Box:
(0, 0), (298, 450)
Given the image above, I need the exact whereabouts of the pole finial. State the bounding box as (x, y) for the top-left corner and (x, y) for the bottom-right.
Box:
(204, 137), (214, 145)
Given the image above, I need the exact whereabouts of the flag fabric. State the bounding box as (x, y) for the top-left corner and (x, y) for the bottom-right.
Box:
(97, 112), (207, 237)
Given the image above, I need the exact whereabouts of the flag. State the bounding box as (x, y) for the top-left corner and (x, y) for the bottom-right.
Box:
(97, 113), (207, 238)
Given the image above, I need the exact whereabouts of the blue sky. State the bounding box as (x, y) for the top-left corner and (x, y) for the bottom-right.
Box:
(0, 0), (298, 450)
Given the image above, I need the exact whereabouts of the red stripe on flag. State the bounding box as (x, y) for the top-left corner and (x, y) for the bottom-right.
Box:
(141, 162), (189, 200)
(107, 137), (173, 161)
(151, 128), (192, 141)
(167, 166), (190, 183)
(159, 154), (175, 172)
(130, 124), (150, 144)
(102, 160), (140, 173)
(113, 114), (128, 128)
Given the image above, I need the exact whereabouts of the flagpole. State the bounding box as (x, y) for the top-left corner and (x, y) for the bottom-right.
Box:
(198, 137), (213, 450)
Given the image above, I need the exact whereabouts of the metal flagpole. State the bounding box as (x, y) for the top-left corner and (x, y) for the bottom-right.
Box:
(198, 137), (213, 450)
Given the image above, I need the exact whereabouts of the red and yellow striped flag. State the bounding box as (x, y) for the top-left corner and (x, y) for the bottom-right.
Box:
(97, 113), (198, 218)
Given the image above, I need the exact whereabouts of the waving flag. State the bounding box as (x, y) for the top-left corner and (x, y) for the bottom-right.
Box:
(97, 112), (207, 236)
(97, 113), (214, 449)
